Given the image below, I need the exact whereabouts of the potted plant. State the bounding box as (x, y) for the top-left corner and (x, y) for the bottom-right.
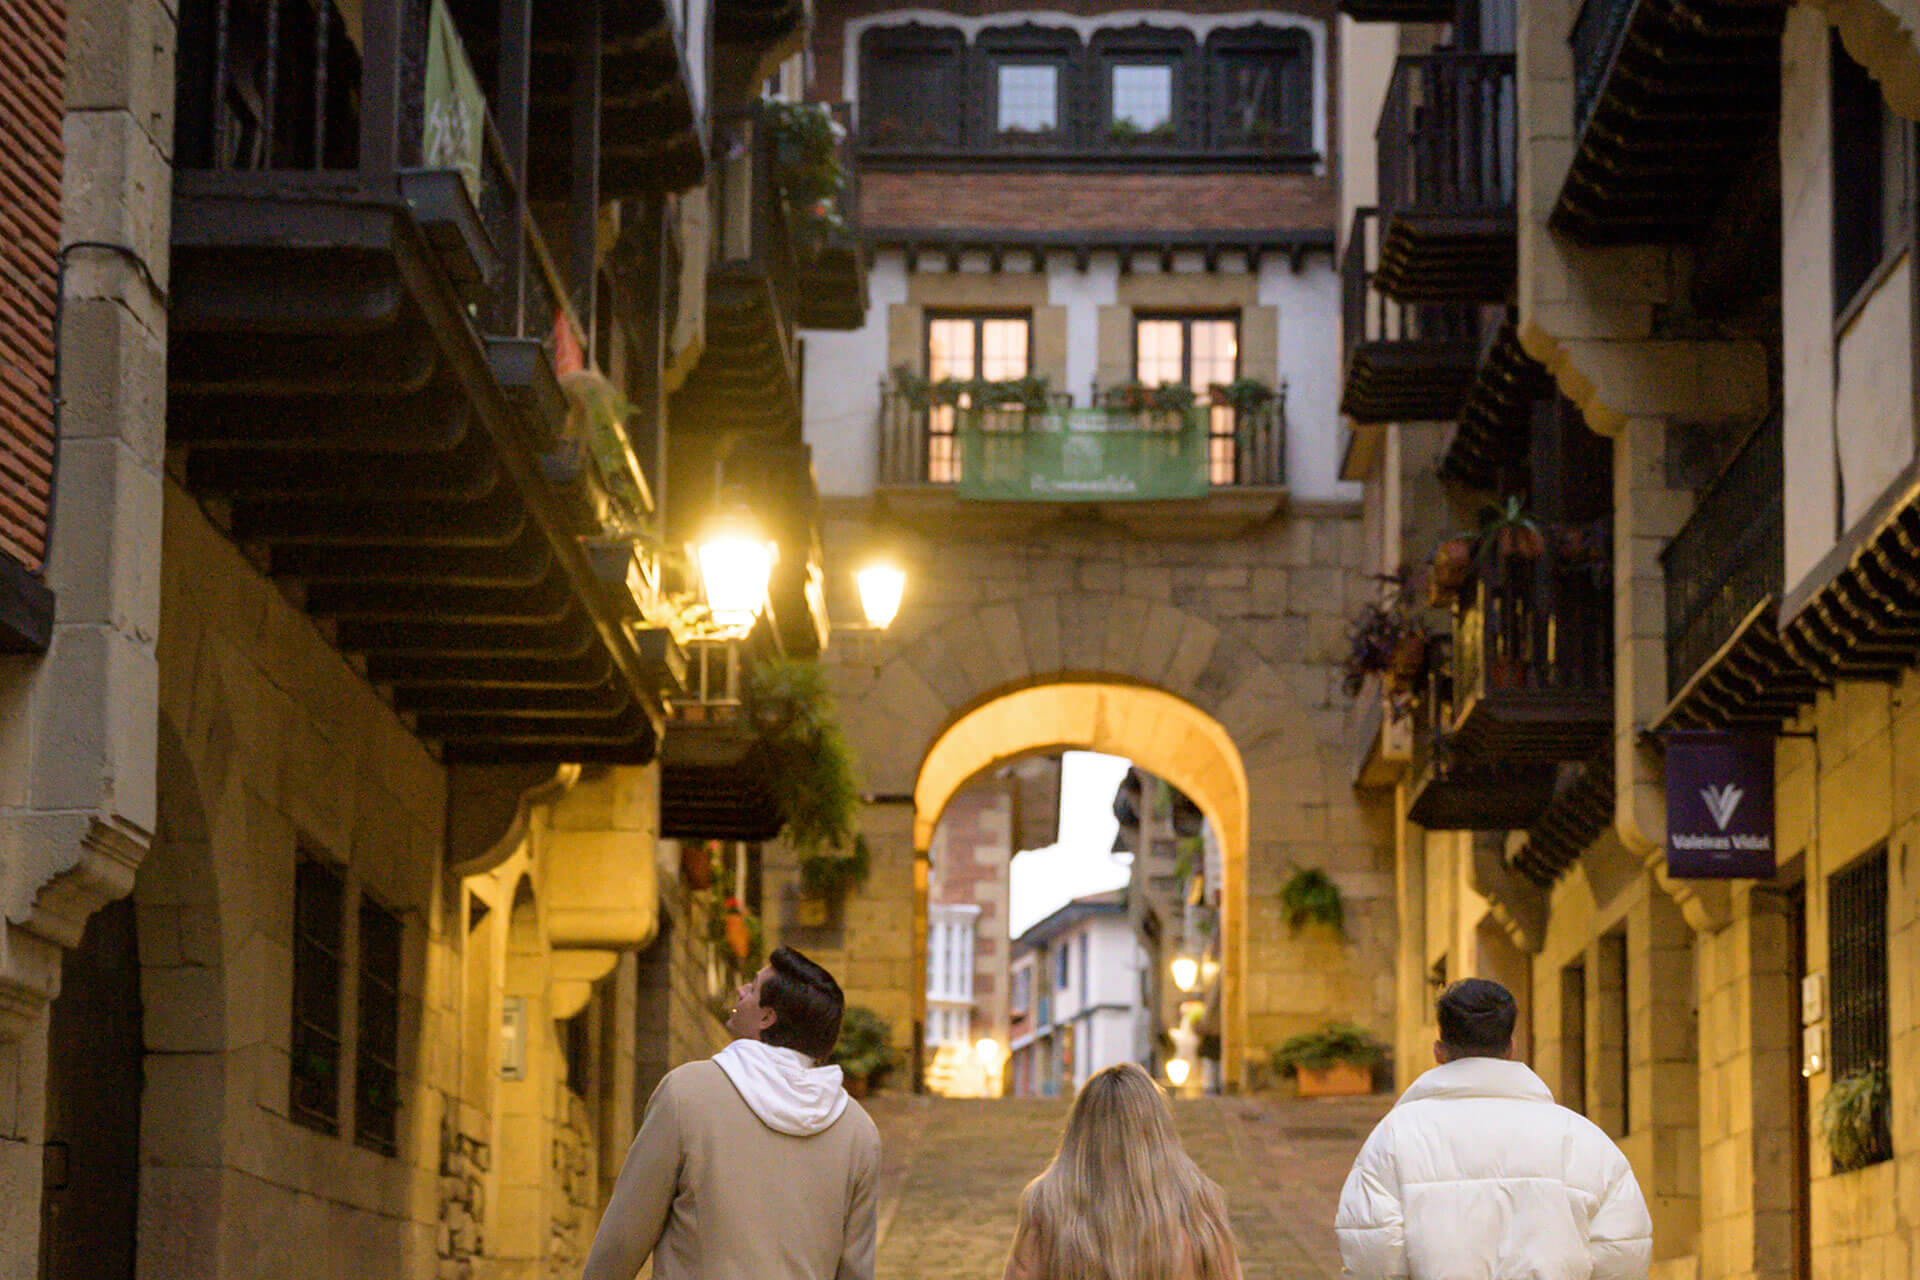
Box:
(1341, 597), (1429, 709)
(1209, 377), (1277, 415)
(1819, 1064), (1891, 1172)
(1480, 494), (1545, 561)
(1270, 1022), (1385, 1098)
(747, 658), (870, 895)
(1279, 866), (1345, 934)
(1428, 535), (1476, 605)
(831, 1005), (901, 1098)
(681, 840), (717, 891)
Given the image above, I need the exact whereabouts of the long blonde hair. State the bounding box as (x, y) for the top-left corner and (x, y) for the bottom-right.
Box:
(1010, 1063), (1242, 1280)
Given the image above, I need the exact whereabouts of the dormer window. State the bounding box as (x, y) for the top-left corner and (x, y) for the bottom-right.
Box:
(1207, 26), (1312, 155)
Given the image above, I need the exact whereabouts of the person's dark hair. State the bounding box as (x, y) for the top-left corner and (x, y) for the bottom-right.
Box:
(1437, 978), (1517, 1056)
(759, 945), (845, 1061)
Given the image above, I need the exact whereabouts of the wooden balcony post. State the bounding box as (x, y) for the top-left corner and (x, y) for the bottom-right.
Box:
(571, 0), (603, 350)
(498, 0), (533, 336)
(360, 0), (404, 178)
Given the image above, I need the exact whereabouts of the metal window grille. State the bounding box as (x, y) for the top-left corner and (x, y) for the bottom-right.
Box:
(353, 896), (402, 1155)
(1828, 845), (1892, 1167)
(291, 855), (345, 1133)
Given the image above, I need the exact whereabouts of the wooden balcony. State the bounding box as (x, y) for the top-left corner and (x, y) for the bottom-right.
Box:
(1405, 652), (1560, 830)
(1436, 317), (1553, 491)
(1375, 52), (1517, 302)
(659, 641), (785, 842)
(1448, 540), (1614, 762)
(167, 0), (689, 764)
(1553, 0), (1785, 243)
(1341, 208), (1480, 425)
(670, 105), (804, 438)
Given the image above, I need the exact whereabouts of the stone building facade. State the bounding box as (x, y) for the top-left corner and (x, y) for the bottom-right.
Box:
(1341, 0), (1920, 1276)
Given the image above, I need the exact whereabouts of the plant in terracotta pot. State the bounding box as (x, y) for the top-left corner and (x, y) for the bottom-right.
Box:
(1480, 494), (1545, 561)
(1270, 1022), (1385, 1098)
(1341, 590), (1431, 711)
(831, 1005), (901, 1098)
(681, 840), (718, 891)
(1208, 377), (1277, 415)
(1428, 535), (1476, 605)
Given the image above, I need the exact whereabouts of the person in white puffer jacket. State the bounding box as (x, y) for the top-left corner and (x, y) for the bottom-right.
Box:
(1335, 979), (1652, 1280)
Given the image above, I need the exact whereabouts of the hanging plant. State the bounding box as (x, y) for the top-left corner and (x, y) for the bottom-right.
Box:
(1342, 575), (1431, 714)
(1279, 866), (1345, 934)
(558, 369), (650, 533)
(1819, 1064), (1891, 1172)
(765, 100), (849, 254)
(707, 895), (765, 975)
(747, 658), (869, 893)
(1103, 380), (1198, 415)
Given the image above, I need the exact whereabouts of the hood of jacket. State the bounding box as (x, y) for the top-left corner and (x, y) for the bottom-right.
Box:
(1395, 1054), (1556, 1107)
(713, 1039), (850, 1137)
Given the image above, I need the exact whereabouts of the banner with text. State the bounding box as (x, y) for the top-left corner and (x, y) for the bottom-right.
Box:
(1664, 729), (1775, 879)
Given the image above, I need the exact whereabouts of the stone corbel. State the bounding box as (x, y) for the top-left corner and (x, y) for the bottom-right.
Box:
(542, 766), (661, 952)
(447, 763), (581, 878)
(1473, 834), (1547, 954)
(551, 949), (621, 1020)
(0, 816), (149, 1042)
(1815, 0), (1920, 119)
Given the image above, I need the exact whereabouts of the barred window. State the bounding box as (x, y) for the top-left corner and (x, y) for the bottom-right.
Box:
(1828, 845), (1891, 1169)
(354, 896), (403, 1156)
(291, 855), (346, 1133)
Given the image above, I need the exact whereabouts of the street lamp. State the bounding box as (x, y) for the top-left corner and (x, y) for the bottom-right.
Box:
(1165, 1057), (1192, 1087)
(1171, 955), (1200, 993)
(696, 515), (776, 632)
(855, 563), (907, 629)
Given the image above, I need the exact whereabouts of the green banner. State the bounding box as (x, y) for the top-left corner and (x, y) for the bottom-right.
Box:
(424, 0), (486, 202)
(956, 407), (1210, 501)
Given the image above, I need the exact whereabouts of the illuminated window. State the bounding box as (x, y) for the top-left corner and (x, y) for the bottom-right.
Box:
(1133, 314), (1241, 484)
(925, 313), (1030, 482)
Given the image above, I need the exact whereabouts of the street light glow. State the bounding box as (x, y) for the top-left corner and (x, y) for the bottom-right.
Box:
(1171, 955), (1200, 992)
(856, 563), (907, 629)
(1166, 1057), (1192, 1087)
(696, 524), (776, 631)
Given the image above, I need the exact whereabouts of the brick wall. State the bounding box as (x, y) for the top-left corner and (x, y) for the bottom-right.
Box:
(0, 0), (64, 573)
(930, 781), (1014, 1046)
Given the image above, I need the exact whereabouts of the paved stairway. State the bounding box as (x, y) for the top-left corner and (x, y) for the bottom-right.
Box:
(861, 1093), (1389, 1279)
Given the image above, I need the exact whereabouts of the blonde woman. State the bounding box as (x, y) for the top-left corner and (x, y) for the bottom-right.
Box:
(1004, 1063), (1243, 1280)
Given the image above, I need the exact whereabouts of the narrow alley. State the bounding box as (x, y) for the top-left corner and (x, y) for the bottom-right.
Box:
(863, 1095), (1390, 1280)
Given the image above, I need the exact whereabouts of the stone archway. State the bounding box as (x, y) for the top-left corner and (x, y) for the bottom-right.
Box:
(913, 680), (1256, 1082)
(799, 539), (1397, 1090)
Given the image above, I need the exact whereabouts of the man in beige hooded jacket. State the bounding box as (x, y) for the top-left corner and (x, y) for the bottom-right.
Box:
(582, 945), (881, 1280)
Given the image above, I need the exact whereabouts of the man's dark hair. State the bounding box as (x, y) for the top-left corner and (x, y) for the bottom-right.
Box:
(759, 945), (845, 1061)
(1437, 978), (1517, 1056)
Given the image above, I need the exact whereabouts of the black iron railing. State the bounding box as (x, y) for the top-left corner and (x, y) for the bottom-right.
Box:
(1661, 414), (1783, 699)
(1378, 52), (1517, 225)
(1342, 208), (1479, 359)
(1570, 0), (1639, 137)
(1454, 538), (1613, 709)
(716, 105), (802, 338)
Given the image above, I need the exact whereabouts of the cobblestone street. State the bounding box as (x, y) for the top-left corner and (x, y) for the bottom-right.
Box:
(861, 1094), (1391, 1279)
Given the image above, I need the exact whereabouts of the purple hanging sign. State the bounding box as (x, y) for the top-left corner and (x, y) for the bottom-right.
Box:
(1664, 730), (1775, 879)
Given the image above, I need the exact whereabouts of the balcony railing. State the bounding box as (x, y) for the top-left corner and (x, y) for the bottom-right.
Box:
(877, 390), (1285, 496)
(792, 102), (869, 331)
(1406, 642), (1562, 830)
(1448, 535), (1613, 760)
(1341, 207), (1480, 424)
(1662, 414), (1783, 700)
(1375, 51), (1517, 300)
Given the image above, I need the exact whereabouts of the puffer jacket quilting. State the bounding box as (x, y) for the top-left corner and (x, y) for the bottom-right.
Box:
(1334, 1057), (1652, 1280)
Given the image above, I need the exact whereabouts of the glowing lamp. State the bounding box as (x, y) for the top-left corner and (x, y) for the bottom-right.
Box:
(696, 522), (776, 631)
(1165, 1057), (1192, 1087)
(1171, 955), (1200, 993)
(974, 1037), (1005, 1070)
(856, 563), (906, 629)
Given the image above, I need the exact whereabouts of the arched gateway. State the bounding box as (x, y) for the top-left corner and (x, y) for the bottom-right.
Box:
(770, 506), (1398, 1090)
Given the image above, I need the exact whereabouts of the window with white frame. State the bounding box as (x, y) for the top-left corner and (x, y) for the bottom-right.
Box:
(927, 906), (978, 1004)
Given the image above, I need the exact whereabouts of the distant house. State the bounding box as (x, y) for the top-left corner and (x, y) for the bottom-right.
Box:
(1008, 890), (1142, 1097)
